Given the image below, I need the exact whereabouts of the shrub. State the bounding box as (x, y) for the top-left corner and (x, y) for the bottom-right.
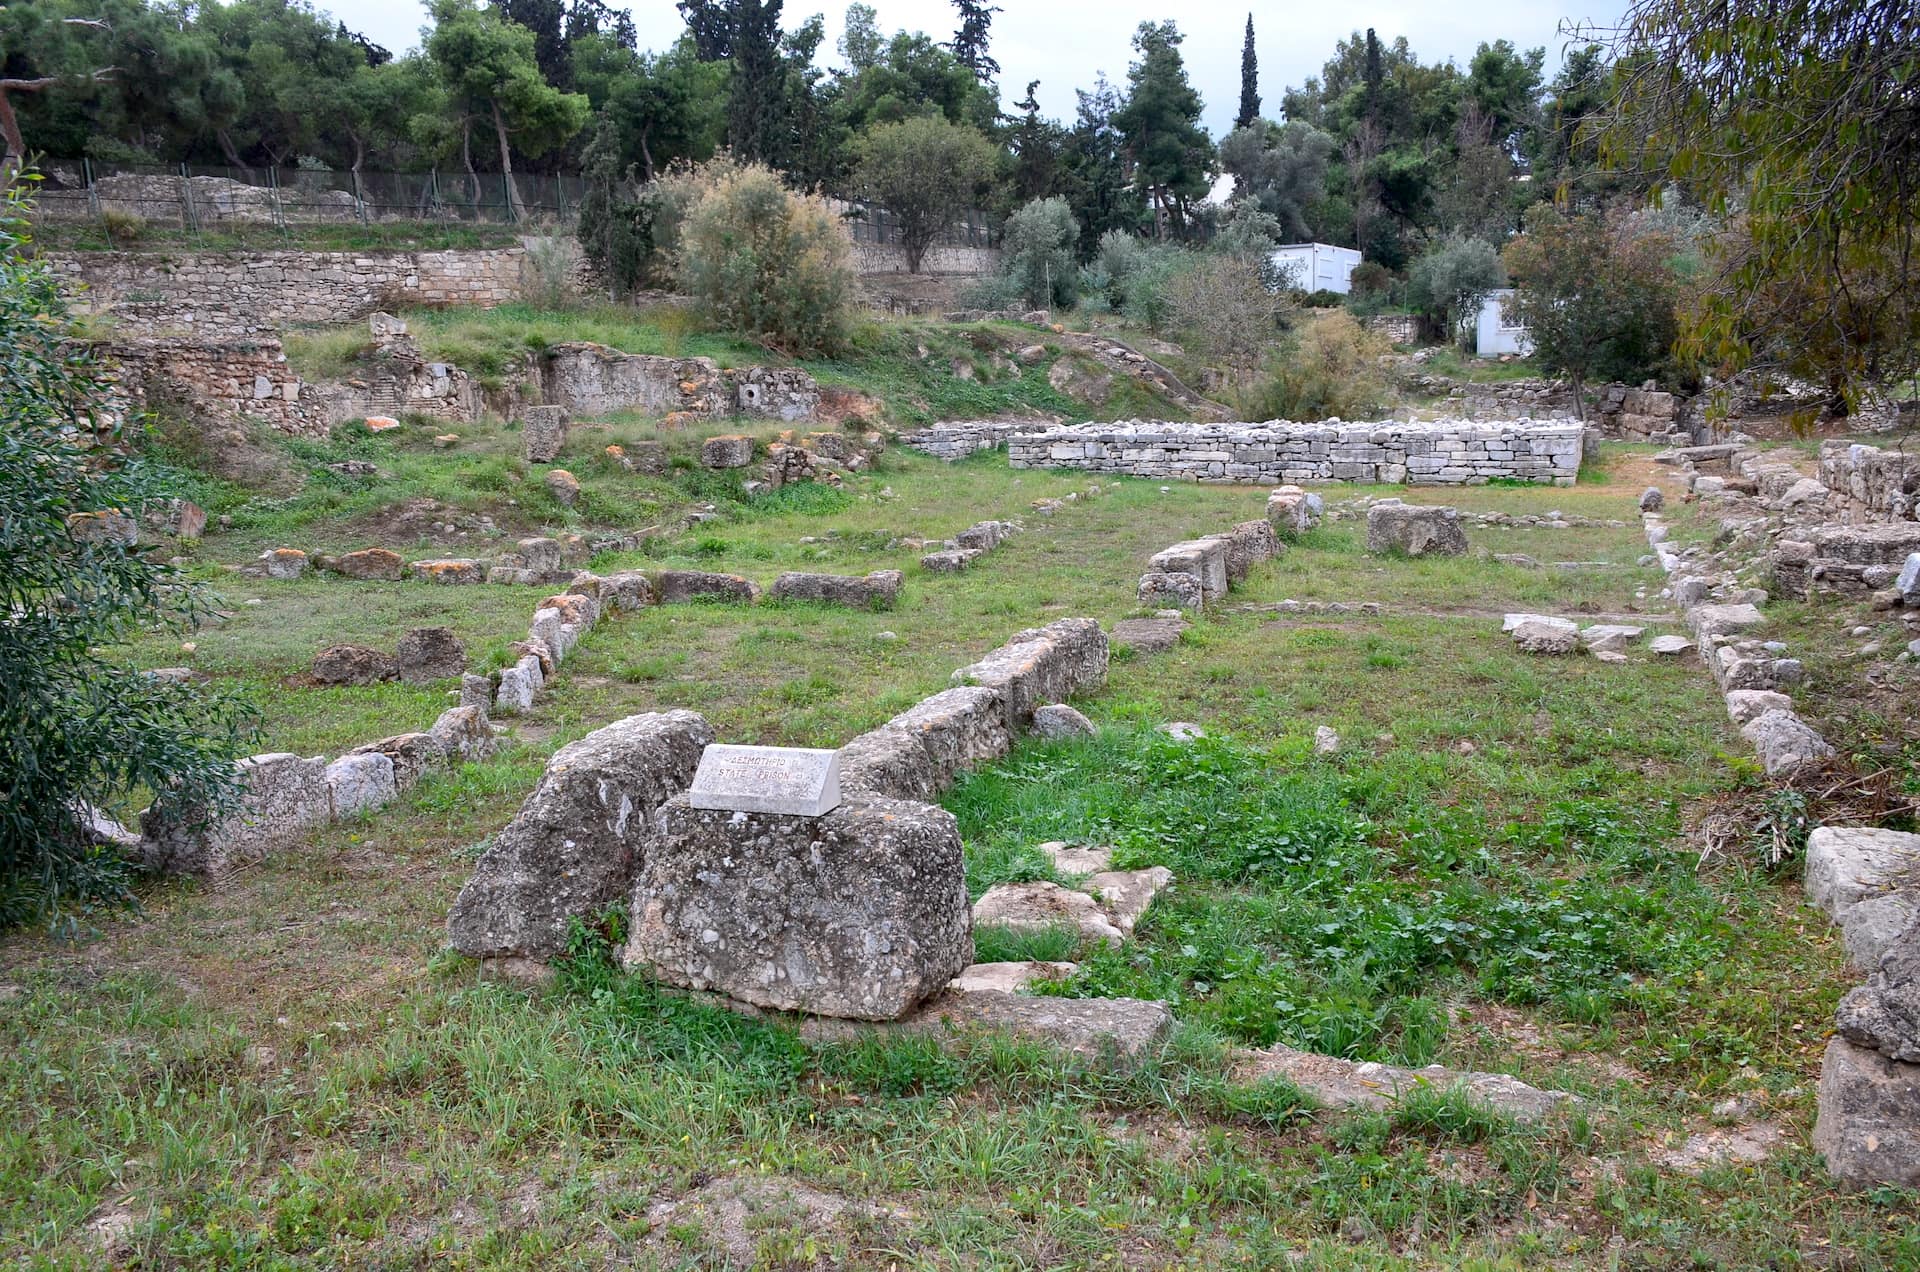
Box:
(100, 208), (145, 245)
(1406, 236), (1506, 347)
(1161, 254), (1286, 379)
(0, 188), (256, 932)
(518, 234), (581, 309)
(1236, 310), (1393, 421)
(999, 196), (1080, 309)
(677, 161), (856, 357)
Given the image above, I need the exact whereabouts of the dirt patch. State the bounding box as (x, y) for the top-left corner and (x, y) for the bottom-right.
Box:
(640, 1174), (908, 1267)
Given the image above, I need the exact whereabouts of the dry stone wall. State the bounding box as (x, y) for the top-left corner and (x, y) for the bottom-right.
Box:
(50, 247), (527, 335)
(98, 336), (330, 436)
(1008, 420), (1583, 486)
(1819, 440), (1920, 524)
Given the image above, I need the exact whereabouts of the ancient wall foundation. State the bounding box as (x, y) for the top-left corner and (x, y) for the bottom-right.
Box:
(1007, 420), (1584, 486)
(97, 337), (331, 436)
(1819, 440), (1920, 524)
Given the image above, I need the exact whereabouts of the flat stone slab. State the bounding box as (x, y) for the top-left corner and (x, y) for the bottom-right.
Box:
(949, 961), (1078, 994)
(1649, 634), (1693, 655)
(1085, 867), (1174, 937)
(1502, 613), (1577, 633)
(687, 744), (841, 817)
(1037, 841), (1113, 874)
(1236, 1045), (1578, 1123)
(1111, 617), (1186, 654)
(843, 990), (1173, 1060)
(973, 881), (1123, 947)
(1579, 623), (1645, 646)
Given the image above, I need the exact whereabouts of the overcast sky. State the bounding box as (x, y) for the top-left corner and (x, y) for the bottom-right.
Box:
(325, 0), (1620, 138)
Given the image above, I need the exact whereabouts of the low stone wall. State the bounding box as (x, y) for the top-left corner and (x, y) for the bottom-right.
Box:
(1364, 314), (1420, 345)
(899, 421), (1028, 461)
(536, 343), (820, 423)
(50, 247), (527, 334)
(1008, 420), (1583, 486)
(850, 242), (1000, 276)
(1819, 440), (1920, 524)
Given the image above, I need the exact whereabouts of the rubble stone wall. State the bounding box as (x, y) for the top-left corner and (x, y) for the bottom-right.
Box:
(50, 247), (528, 335)
(98, 337), (332, 436)
(1008, 420), (1583, 486)
(849, 242), (1000, 276)
(1819, 440), (1920, 524)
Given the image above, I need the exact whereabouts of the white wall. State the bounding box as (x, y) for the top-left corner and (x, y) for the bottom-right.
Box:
(1269, 244), (1362, 295)
(1476, 289), (1533, 356)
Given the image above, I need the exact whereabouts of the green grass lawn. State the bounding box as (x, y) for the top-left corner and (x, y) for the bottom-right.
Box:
(4, 445), (1914, 1268)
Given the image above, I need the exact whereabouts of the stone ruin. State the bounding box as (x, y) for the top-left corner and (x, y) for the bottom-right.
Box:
(1364, 500), (1470, 557)
(1135, 490), (1314, 612)
(447, 619), (1110, 1028)
(1008, 419), (1584, 486)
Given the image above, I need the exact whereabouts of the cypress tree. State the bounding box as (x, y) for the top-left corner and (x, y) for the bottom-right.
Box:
(1236, 13), (1260, 130)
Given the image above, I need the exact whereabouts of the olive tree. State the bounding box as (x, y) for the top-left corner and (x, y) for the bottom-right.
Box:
(854, 115), (997, 273)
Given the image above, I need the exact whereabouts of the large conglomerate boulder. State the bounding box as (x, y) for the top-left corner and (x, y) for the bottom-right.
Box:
(624, 793), (973, 1020)
(446, 710), (714, 961)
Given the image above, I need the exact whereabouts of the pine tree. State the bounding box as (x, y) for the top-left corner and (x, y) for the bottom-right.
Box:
(1236, 13), (1260, 130)
(1112, 21), (1214, 239)
(946, 0), (1001, 82)
(726, 0), (787, 164)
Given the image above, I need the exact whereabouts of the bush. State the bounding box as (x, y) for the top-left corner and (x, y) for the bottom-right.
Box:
(1161, 254), (1286, 378)
(1236, 310), (1393, 421)
(1406, 236), (1506, 347)
(518, 234), (581, 309)
(854, 116), (999, 275)
(100, 208), (145, 245)
(677, 161), (857, 357)
(0, 187), (256, 932)
(999, 196), (1080, 309)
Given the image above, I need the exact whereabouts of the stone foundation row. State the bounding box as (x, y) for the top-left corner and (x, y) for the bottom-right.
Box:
(1007, 419), (1583, 486)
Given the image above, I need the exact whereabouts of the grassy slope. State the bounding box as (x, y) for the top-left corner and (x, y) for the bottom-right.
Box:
(4, 444), (1911, 1267)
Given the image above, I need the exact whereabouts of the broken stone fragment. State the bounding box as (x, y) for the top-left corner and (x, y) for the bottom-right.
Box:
(972, 881), (1124, 948)
(311, 643), (397, 686)
(448, 710), (713, 961)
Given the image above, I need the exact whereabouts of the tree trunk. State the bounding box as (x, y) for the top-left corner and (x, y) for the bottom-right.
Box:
(491, 98), (524, 221)
(461, 117), (479, 207)
(0, 88), (27, 176)
(215, 128), (250, 176)
(1570, 371), (1587, 423)
(637, 129), (655, 182)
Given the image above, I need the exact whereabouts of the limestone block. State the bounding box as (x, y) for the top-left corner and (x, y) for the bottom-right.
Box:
(1805, 828), (1920, 922)
(262, 548), (308, 580)
(408, 559), (483, 585)
(1149, 539), (1230, 599)
(1366, 502), (1468, 557)
(1137, 571), (1203, 611)
(429, 705), (497, 764)
(447, 710), (714, 961)
(652, 570), (760, 604)
(973, 881), (1124, 947)
(837, 686), (1011, 801)
(323, 548), (404, 581)
(346, 732), (445, 791)
(1740, 709), (1836, 778)
(138, 753), (332, 878)
(522, 405), (568, 463)
(1031, 704), (1096, 739)
(625, 794), (972, 1020)
(920, 549), (979, 573)
(701, 434), (755, 469)
(326, 752), (396, 818)
(769, 570), (904, 610)
(950, 618), (1109, 732)
(1814, 1038), (1920, 1187)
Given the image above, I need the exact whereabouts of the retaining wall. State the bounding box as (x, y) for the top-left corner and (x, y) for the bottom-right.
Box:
(1007, 420), (1583, 486)
(49, 247), (528, 334)
(1819, 440), (1920, 524)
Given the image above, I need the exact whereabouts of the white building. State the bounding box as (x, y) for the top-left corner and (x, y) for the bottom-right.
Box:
(1267, 242), (1362, 295)
(1476, 288), (1533, 356)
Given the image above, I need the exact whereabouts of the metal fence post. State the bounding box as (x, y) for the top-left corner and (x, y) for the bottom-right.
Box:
(178, 163), (199, 235)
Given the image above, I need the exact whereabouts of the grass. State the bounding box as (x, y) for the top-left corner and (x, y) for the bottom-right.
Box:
(1416, 347), (1549, 385)
(5, 441), (1918, 1266)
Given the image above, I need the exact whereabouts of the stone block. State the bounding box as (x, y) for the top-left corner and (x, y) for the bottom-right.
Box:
(701, 434), (754, 469)
(1512, 620), (1579, 655)
(409, 559), (483, 585)
(522, 405), (568, 463)
(261, 548), (308, 579)
(311, 644), (396, 685)
(624, 794), (972, 1021)
(430, 705), (497, 764)
(950, 618), (1109, 732)
(1149, 539), (1229, 599)
(396, 626), (467, 684)
(1208, 519), (1278, 584)
(973, 881), (1124, 947)
(347, 732), (445, 791)
(837, 686), (1013, 801)
(1814, 1038), (1920, 1187)
(1031, 704), (1096, 739)
(447, 710), (714, 961)
(1725, 689), (1793, 726)
(1111, 616), (1186, 654)
(324, 547), (404, 581)
(769, 570), (903, 610)
(920, 549), (979, 573)
(325, 752), (396, 818)
(652, 570), (761, 605)
(139, 752), (332, 879)
(1806, 828), (1920, 922)
(598, 570), (655, 612)
(1366, 502), (1468, 557)
(1740, 709), (1835, 778)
